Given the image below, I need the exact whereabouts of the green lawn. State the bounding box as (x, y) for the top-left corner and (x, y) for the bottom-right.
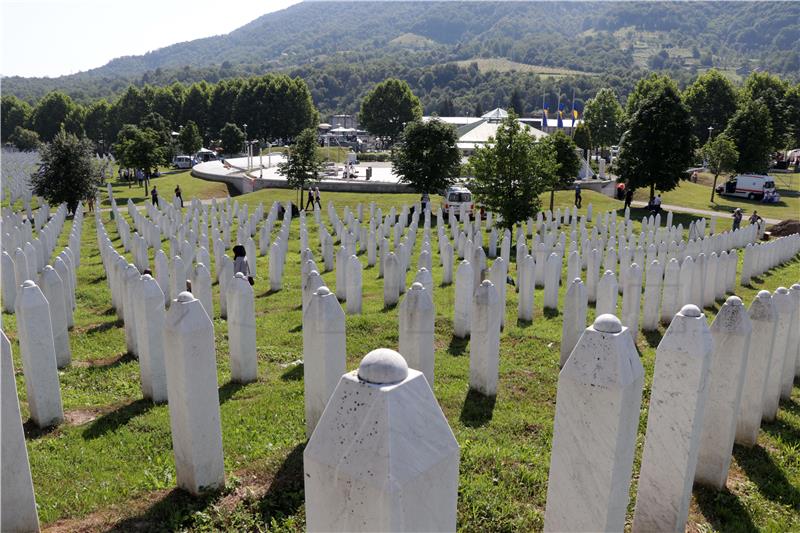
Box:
(102, 169), (229, 207)
(4, 189), (799, 531)
(634, 172), (800, 222)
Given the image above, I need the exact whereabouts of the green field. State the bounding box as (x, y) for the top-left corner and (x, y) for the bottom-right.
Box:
(3, 186), (799, 531)
(453, 58), (596, 78)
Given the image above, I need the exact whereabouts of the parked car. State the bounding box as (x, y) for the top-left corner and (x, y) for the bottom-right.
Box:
(715, 174), (776, 200)
(442, 186), (474, 219)
(173, 155), (197, 169)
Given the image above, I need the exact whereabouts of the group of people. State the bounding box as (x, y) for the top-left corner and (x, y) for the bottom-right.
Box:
(304, 187), (322, 211)
(147, 185), (183, 207)
(119, 168), (158, 189)
(732, 208), (762, 231)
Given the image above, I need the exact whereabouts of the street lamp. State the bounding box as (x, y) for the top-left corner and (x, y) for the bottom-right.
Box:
(707, 126), (714, 142)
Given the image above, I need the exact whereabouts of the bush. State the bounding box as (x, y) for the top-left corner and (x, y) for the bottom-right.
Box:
(357, 152), (391, 162)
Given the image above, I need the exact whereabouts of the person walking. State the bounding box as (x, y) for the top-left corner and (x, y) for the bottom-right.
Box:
(652, 194), (662, 214)
(151, 186), (159, 206)
(732, 208), (743, 231)
(574, 183), (582, 208)
(748, 210), (762, 226)
(232, 244), (254, 285)
(174, 185), (183, 208)
(87, 195), (95, 213)
(305, 188), (315, 211)
(314, 187), (322, 208)
(624, 187), (634, 210)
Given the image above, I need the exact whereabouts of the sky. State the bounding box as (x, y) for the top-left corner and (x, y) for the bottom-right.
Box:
(1, 0), (301, 78)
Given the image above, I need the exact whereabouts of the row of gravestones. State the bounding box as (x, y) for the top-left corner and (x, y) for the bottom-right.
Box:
(1, 149), (39, 211)
(5, 194), (798, 531)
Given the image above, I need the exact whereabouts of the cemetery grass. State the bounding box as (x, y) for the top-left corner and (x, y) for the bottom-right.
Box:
(633, 172), (800, 222)
(1, 190), (799, 531)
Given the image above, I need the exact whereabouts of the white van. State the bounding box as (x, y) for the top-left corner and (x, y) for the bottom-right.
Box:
(442, 186), (474, 219)
(173, 155), (196, 169)
(716, 174), (776, 200)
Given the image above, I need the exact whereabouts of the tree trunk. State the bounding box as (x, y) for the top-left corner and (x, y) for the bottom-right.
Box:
(550, 188), (555, 212)
(710, 173), (718, 202)
(650, 183), (655, 202)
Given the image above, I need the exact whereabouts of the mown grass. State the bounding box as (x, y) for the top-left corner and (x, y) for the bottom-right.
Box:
(2, 184), (799, 531)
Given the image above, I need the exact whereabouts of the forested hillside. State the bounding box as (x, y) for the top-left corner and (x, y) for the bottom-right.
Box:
(3, 1), (799, 116)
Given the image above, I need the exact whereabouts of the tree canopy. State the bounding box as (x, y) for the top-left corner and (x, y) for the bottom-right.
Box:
(469, 115), (556, 231)
(701, 133), (739, 202)
(359, 78), (422, 145)
(682, 69), (739, 144)
(582, 88), (624, 151)
(724, 98), (773, 174)
(277, 128), (323, 193)
(178, 120), (203, 154)
(32, 129), (101, 214)
(617, 75), (694, 199)
(219, 123), (245, 155)
(391, 119), (461, 195)
(114, 124), (169, 171)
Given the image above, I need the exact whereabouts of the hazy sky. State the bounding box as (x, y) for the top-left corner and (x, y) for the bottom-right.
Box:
(1, 0), (300, 78)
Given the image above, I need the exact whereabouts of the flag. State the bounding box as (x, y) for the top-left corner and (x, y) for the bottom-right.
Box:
(557, 110), (564, 129)
(572, 109), (579, 121)
(542, 104), (549, 128)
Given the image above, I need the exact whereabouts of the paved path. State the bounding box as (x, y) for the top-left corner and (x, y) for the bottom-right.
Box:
(630, 201), (782, 225)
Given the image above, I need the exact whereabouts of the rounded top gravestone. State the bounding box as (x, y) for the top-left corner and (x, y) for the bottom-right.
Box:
(594, 313), (622, 334)
(358, 348), (409, 385)
(680, 304), (702, 318)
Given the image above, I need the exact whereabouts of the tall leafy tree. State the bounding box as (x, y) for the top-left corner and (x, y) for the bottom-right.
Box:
(112, 86), (150, 130)
(219, 122), (245, 155)
(178, 120), (203, 154)
(784, 83), (800, 150)
(509, 89), (524, 116)
(741, 71), (788, 148)
(359, 78), (422, 146)
(277, 128), (322, 202)
(701, 134), (739, 202)
(540, 130), (580, 211)
(582, 88), (624, 154)
(83, 100), (113, 150)
(232, 74), (317, 141)
(682, 69), (739, 144)
(572, 122), (592, 159)
(724, 98), (773, 174)
(32, 129), (101, 214)
(617, 75), (693, 199)
(31, 92), (76, 142)
(1, 95), (32, 143)
(391, 119), (461, 194)
(152, 84), (185, 128)
(181, 82), (211, 140)
(10, 127), (40, 151)
(114, 124), (169, 172)
(469, 114), (557, 231)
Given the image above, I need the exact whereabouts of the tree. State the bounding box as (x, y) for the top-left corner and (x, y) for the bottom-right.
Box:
(509, 88), (524, 116)
(724, 98), (773, 174)
(469, 114), (557, 231)
(31, 92), (76, 142)
(741, 71), (788, 149)
(683, 69), (739, 143)
(617, 75), (693, 200)
(112, 86), (150, 131)
(701, 134), (739, 202)
(359, 78), (423, 146)
(114, 125), (168, 173)
(232, 74), (318, 142)
(9, 126), (41, 151)
(391, 119), (461, 194)
(32, 129), (100, 214)
(1, 95), (32, 143)
(277, 128), (322, 204)
(178, 120), (203, 154)
(572, 122), (592, 159)
(181, 82), (211, 140)
(582, 88), (624, 154)
(540, 131), (580, 211)
(83, 100), (113, 151)
(140, 112), (174, 164)
(784, 83), (800, 150)
(219, 123), (246, 155)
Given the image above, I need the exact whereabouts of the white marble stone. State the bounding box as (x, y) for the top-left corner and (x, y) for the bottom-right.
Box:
(695, 296), (752, 489)
(218, 255), (233, 319)
(762, 287), (793, 422)
(441, 240), (454, 285)
(383, 252), (400, 306)
(470, 280), (501, 396)
(560, 278), (587, 367)
(454, 260), (474, 338)
(543, 252), (561, 310)
(1, 250), (16, 312)
(269, 241), (284, 292)
(779, 284), (800, 400)
(304, 286), (347, 437)
(345, 255), (363, 314)
(123, 263), (140, 356)
(15, 280), (63, 428)
(228, 273), (258, 384)
(641, 260), (663, 331)
(399, 282), (435, 386)
(633, 304), (712, 532)
(304, 349), (459, 532)
(192, 263), (213, 319)
(133, 274), (168, 403)
(621, 262), (643, 333)
(544, 315), (643, 532)
(489, 257), (508, 329)
(735, 291), (777, 447)
(164, 292), (225, 494)
(518, 254), (535, 322)
(660, 258), (681, 325)
(40, 265), (70, 368)
(1, 330), (40, 533)
(596, 270), (618, 317)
